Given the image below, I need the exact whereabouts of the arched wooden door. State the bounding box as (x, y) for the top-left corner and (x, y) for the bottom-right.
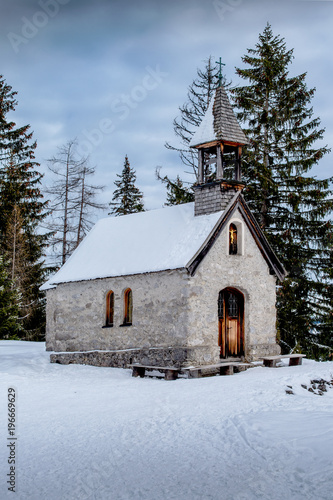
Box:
(218, 288), (244, 358)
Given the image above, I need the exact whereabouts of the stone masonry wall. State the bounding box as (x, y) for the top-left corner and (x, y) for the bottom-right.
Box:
(45, 268), (192, 355)
(187, 208), (280, 362)
(50, 346), (211, 368)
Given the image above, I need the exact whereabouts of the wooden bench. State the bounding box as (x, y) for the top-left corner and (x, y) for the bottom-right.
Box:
(185, 362), (251, 378)
(129, 364), (180, 380)
(260, 354), (306, 368)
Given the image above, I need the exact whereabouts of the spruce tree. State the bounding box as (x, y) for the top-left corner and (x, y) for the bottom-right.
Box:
(231, 24), (333, 358)
(109, 156), (144, 216)
(155, 169), (194, 206)
(0, 75), (49, 340)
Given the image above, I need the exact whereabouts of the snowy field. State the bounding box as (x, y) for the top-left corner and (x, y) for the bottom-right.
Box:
(1, 341), (333, 500)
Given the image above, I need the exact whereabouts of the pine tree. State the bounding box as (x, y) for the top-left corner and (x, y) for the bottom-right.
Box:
(0, 76), (50, 340)
(231, 24), (333, 358)
(109, 156), (144, 216)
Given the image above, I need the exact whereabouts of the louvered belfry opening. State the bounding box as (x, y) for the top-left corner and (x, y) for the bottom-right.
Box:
(197, 144), (242, 185)
(190, 84), (248, 216)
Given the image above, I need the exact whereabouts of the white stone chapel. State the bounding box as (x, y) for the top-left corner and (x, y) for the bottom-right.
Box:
(42, 80), (286, 368)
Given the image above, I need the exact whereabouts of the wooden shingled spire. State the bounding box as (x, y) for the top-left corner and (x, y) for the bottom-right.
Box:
(190, 85), (248, 149)
(212, 85), (248, 146)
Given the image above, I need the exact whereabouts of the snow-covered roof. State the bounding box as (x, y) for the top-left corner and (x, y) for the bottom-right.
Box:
(190, 85), (248, 147)
(41, 203), (223, 288)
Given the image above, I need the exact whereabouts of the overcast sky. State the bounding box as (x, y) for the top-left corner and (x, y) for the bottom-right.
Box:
(1, 0), (333, 213)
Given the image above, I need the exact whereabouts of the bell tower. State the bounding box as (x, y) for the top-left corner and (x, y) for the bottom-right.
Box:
(190, 61), (248, 216)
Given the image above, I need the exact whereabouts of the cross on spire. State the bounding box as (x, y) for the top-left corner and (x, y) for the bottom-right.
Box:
(215, 57), (225, 87)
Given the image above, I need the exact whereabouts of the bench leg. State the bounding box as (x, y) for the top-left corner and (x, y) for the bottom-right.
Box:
(189, 369), (201, 378)
(263, 359), (278, 368)
(132, 366), (145, 378)
(165, 370), (179, 380)
(289, 357), (302, 366)
(220, 365), (234, 375)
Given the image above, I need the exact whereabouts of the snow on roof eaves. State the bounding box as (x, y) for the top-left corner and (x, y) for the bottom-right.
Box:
(41, 203), (223, 289)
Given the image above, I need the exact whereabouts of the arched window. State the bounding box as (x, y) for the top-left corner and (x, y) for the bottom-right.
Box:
(229, 223), (238, 255)
(105, 291), (114, 327)
(123, 288), (133, 326)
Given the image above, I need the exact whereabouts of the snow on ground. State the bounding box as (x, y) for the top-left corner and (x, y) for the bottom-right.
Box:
(1, 341), (333, 500)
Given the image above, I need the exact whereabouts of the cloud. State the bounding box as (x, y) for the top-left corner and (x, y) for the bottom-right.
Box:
(1, 0), (332, 209)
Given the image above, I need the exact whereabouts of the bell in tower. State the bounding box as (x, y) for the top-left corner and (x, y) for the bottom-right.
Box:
(190, 59), (248, 216)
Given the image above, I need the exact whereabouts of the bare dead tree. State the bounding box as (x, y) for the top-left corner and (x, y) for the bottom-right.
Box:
(46, 139), (105, 265)
(46, 139), (82, 265)
(165, 56), (221, 180)
(73, 163), (106, 248)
